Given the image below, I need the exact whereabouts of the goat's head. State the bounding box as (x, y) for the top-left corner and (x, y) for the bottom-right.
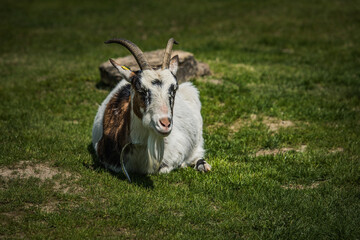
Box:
(106, 38), (179, 137)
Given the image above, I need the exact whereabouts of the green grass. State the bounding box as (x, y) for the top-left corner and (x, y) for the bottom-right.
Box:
(1, 0), (359, 239)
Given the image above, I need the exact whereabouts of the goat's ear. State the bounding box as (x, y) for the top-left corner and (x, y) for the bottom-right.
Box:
(109, 58), (135, 81)
(169, 55), (179, 75)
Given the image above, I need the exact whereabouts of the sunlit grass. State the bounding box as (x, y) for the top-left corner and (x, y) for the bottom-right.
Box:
(1, 0), (359, 239)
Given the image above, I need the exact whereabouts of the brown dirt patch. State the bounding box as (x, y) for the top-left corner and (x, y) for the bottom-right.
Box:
(207, 114), (302, 140)
(256, 145), (307, 157)
(0, 161), (71, 181)
(228, 114), (296, 134)
(229, 119), (244, 133)
(262, 116), (294, 132)
(112, 227), (137, 238)
(1, 211), (24, 222)
(281, 180), (327, 190)
(329, 147), (344, 153)
(53, 181), (83, 194)
(233, 63), (255, 72)
(206, 121), (226, 133)
(228, 114), (257, 133)
(41, 201), (61, 214)
(25, 201), (60, 214)
(0, 161), (81, 194)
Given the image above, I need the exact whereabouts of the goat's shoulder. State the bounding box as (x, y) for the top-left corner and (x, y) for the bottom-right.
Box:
(177, 82), (201, 110)
(96, 81), (132, 166)
(103, 83), (131, 134)
(92, 80), (131, 148)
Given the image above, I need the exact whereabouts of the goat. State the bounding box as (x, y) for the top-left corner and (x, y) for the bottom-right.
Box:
(92, 38), (211, 179)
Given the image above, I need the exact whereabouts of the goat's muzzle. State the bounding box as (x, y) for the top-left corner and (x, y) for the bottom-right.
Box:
(156, 117), (172, 136)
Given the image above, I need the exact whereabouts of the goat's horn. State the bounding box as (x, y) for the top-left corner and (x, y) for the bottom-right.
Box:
(105, 38), (151, 70)
(162, 38), (179, 69)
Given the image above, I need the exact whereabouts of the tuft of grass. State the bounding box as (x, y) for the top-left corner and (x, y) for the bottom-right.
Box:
(1, 0), (359, 239)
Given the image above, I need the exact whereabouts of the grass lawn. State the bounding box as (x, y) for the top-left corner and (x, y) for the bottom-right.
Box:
(1, 0), (359, 239)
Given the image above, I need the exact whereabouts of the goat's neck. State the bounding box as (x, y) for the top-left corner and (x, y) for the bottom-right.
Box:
(129, 110), (148, 145)
(129, 105), (165, 172)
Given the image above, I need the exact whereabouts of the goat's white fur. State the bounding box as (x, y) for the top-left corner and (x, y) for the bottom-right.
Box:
(92, 69), (207, 174)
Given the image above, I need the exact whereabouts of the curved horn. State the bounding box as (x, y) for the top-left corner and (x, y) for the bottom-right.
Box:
(162, 38), (179, 69)
(105, 38), (151, 70)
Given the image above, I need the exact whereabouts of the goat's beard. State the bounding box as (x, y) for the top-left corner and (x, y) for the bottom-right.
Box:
(146, 133), (165, 173)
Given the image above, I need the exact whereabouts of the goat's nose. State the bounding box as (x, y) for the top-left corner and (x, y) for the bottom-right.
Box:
(159, 117), (171, 128)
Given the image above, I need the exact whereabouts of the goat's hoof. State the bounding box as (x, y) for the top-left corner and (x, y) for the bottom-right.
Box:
(195, 159), (211, 172)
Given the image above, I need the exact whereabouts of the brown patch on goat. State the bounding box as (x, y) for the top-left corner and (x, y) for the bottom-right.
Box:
(132, 91), (146, 119)
(97, 85), (131, 167)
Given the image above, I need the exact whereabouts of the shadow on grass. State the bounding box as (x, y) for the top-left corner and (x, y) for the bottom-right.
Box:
(86, 143), (154, 189)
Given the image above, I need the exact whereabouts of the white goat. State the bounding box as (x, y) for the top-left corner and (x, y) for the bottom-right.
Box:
(92, 38), (211, 179)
